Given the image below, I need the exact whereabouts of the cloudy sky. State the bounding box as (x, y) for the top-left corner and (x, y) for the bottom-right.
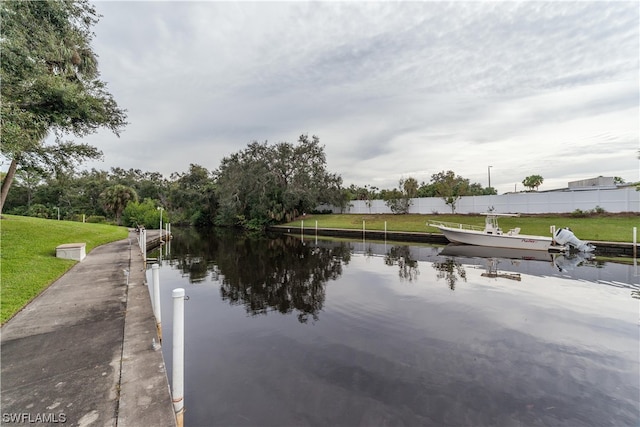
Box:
(77, 1), (638, 194)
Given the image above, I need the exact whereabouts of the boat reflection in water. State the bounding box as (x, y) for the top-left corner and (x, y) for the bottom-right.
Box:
(439, 243), (596, 281)
(153, 229), (638, 427)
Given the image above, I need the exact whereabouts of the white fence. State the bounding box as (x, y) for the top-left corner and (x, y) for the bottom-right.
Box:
(329, 187), (640, 215)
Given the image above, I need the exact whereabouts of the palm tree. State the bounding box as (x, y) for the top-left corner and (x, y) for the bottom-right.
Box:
(100, 185), (138, 225)
(522, 175), (544, 192)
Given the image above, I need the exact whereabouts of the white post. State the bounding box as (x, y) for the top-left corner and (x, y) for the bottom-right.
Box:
(152, 263), (162, 340)
(362, 220), (365, 247)
(172, 288), (185, 427)
(82, 214), (85, 223)
(166, 224), (171, 257)
(142, 229), (147, 262)
(157, 206), (164, 240)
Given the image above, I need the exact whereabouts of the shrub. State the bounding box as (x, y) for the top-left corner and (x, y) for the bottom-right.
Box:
(26, 204), (49, 218)
(571, 209), (587, 218)
(311, 209), (333, 214)
(86, 215), (107, 223)
(122, 198), (170, 229)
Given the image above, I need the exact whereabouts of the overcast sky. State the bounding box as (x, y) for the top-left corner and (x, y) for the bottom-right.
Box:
(77, 1), (639, 194)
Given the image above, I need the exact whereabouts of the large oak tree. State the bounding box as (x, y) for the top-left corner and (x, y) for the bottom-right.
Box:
(215, 135), (342, 229)
(0, 0), (127, 213)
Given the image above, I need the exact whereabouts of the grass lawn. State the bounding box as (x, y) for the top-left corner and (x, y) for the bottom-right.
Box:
(283, 213), (639, 243)
(1, 215), (128, 324)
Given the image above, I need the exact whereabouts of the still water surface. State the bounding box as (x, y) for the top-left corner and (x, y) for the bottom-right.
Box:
(151, 228), (639, 427)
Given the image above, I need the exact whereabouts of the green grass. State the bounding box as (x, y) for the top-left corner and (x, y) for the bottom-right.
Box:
(284, 213), (639, 243)
(1, 215), (128, 324)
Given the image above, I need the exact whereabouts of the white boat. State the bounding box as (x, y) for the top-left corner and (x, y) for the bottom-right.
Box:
(429, 213), (567, 252)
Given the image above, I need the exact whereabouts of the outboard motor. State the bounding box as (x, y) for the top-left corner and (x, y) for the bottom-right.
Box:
(555, 227), (595, 252)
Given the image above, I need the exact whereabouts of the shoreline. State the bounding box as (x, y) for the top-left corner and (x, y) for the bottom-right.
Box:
(268, 225), (638, 257)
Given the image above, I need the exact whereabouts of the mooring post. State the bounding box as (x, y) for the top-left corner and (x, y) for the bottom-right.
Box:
(172, 288), (185, 427)
(141, 229), (146, 263)
(152, 263), (162, 341)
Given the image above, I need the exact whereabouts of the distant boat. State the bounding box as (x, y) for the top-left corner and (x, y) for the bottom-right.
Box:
(429, 213), (593, 252)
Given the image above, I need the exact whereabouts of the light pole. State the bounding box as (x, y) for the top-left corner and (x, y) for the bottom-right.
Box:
(157, 206), (164, 239)
(488, 166), (493, 191)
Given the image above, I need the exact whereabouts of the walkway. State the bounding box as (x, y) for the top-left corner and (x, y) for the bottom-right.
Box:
(1, 230), (176, 426)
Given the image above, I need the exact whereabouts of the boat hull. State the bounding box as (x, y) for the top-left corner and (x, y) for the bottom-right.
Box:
(437, 226), (558, 251)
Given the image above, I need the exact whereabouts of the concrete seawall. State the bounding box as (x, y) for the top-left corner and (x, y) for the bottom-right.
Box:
(268, 226), (638, 257)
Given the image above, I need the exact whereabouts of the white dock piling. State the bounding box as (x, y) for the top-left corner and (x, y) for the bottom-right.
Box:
(172, 288), (185, 427)
(141, 229), (147, 263)
(152, 263), (162, 341)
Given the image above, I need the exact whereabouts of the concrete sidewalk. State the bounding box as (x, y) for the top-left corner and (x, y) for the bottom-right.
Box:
(1, 230), (176, 426)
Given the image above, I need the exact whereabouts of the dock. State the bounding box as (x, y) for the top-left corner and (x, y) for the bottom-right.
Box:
(1, 229), (176, 426)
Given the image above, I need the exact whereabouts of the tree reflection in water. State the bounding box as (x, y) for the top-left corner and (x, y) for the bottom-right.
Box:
(384, 245), (419, 281)
(432, 257), (467, 290)
(167, 228), (351, 323)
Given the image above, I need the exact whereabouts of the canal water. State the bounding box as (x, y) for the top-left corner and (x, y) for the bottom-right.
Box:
(150, 228), (639, 427)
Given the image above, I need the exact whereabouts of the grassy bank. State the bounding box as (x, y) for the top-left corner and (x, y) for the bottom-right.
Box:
(1, 215), (128, 324)
(283, 213), (638, 243)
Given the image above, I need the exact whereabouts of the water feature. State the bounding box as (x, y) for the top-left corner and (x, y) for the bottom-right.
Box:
(150, 227), (639, 426)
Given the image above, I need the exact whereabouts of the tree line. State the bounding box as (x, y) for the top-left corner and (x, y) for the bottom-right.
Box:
(1, 135), (343, 229)
(2, 140), (504, 227)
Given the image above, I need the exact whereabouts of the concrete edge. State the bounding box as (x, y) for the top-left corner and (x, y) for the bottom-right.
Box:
(268, 226), (638, 257)
(117, 233), (177, 427)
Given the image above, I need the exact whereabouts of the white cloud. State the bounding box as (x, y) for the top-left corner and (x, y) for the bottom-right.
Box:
(59, 1), (640, 193)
